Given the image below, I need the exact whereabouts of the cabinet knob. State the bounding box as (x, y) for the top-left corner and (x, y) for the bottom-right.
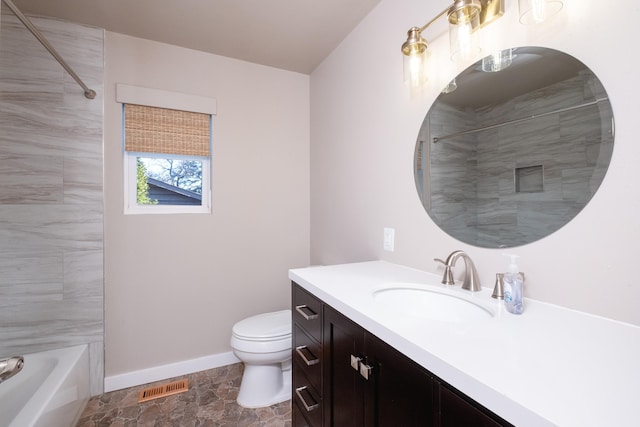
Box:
(350, 354), (362, 371)
(350, 354), (373, 380)
(359, 361), (373, 380)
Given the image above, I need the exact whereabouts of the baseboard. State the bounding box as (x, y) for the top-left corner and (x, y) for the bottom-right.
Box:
(104, 351), (240, 393)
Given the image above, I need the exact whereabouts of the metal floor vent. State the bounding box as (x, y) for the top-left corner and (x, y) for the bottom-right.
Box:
(138, 379), (189, 403)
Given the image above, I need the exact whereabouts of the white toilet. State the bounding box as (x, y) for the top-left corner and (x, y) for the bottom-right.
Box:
(230, 309), (292, 408)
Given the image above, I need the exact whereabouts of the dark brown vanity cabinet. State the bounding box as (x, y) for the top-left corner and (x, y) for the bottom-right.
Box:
(323, 304), (434, 426)
(292, 282), (513, 427)
(292, 284), (324, 427)
(436, 382), (506, 427)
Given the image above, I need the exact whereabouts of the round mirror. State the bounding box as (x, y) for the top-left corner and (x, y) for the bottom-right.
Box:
(414, 46), (614, 248)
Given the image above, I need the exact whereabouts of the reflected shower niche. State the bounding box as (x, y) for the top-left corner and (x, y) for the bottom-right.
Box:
(515, 165), (543, 193)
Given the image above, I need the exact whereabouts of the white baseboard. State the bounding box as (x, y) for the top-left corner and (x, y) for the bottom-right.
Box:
(104, 351), (240, 393)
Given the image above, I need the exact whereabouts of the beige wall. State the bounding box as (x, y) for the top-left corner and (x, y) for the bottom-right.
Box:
(310, 0), (640, 326)
(104, 32), (310, 377)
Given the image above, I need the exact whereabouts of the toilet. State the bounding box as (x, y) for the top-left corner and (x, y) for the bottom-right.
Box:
(230, 309), (292, 408)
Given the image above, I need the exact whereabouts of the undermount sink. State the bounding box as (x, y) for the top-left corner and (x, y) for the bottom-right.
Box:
(371, 285), (494, 323)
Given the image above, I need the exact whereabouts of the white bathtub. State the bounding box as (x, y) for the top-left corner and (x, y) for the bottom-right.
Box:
(0, 345), (90, 427)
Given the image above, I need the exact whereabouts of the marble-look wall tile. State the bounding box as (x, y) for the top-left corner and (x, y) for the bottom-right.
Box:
(0, 11), (105, 394)
(0, 250), (63, 307)
(0, 205), (103, 249)
(64, 157), (104, 204)
(64, 250), (103, 299)
(89, 341), (105, 396)
(0, 155), (64, 203)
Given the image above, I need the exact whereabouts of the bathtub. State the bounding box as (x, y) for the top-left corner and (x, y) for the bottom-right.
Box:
(0, 345), (90, 427)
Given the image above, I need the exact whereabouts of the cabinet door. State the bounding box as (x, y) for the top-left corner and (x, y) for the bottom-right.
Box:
(437, 382), (512, 427)
(365, 333), (434, 427)
(323, 306), (366, 427)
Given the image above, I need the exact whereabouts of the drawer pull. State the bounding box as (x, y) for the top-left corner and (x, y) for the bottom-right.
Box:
(296, 346), (320, 366)
(295, 386), (319, 412)
(295, 304), (319, 320)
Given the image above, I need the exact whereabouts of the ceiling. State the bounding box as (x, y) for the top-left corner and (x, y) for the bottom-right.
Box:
(7, 0), (382, 74)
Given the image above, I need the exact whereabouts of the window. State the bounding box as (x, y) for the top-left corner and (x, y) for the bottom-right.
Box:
(123, 103), (212, 214)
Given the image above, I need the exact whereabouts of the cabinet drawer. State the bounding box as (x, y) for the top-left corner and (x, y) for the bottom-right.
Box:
(293, 365), (322, 427)
(293, 283), (322, 341)
(293, 401), (311, 427)
(294, 397), (321, 427)
(294, 325), (322, 393)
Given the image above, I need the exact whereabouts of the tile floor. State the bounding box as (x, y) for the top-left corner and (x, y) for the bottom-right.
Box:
(77, 363), (292, 427)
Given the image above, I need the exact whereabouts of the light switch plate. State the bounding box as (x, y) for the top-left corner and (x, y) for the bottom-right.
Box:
(383, 227), (395, 252)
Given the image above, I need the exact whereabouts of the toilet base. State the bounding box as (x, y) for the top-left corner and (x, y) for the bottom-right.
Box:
(236, 363), (292, 408)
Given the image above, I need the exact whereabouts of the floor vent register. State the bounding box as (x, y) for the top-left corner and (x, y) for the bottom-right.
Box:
(138, 379), (189, 403)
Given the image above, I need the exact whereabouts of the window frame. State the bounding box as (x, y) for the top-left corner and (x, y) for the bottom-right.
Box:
(124, 151), (211, 215)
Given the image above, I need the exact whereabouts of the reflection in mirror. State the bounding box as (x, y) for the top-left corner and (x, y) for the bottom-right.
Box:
(414, 47), (614, 248)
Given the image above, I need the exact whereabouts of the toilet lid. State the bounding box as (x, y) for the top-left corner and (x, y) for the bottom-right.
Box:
(232, 309), (291, 340)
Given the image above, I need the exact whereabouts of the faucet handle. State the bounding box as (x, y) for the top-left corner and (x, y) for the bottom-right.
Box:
(491, 273), (504, 299)
(434, 258), (455, 286)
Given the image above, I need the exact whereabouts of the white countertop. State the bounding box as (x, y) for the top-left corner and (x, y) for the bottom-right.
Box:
(289, 261), (640, 427)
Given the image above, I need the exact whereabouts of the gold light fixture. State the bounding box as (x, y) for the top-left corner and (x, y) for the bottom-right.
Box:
(402, 0), (505, 85)
(518, 0), (563, 25)
(447, 0), (482, 61)
(401, 27), (429, 87)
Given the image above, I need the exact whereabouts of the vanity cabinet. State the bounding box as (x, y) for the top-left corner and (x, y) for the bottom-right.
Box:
(292, 281), (513, 427)
(323, 303), (433, 426)
(292, 284), (324, 427)
(436, 381), (505, 427)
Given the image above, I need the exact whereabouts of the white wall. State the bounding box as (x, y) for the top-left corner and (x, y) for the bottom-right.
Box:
(310, 0), (640, 326)
(104, 32), (310, 379)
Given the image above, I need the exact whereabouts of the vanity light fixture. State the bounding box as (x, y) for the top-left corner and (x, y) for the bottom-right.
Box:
(401, 0), (505, 86)
(518, 0), (563, 25)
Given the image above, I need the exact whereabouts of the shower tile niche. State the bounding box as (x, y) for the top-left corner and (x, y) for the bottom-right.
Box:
(515, 165), (544, 193)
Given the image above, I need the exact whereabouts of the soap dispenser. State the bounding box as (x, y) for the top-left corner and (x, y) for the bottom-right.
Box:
(503, 254), (524, 315)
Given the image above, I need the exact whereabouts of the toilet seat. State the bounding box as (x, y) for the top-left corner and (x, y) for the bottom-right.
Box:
(232, 309), (291, 341)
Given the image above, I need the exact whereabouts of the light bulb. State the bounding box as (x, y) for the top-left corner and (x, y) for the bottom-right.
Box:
(403, 52), (427, 87)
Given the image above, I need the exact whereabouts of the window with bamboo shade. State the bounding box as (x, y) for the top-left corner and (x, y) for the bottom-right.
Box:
(123, 104), (212, 214)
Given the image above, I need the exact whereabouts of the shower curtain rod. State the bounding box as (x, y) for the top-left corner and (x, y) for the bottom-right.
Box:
(2, 0), (96, 99)
(432, 97), (609, 143)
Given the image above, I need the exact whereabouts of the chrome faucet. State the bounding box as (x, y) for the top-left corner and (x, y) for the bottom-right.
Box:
(434, 250), (482, 292)
(0, 356), (24, 384)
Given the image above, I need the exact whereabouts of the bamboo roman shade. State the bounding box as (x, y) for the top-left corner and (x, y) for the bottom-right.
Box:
(124, 104), (210, 157)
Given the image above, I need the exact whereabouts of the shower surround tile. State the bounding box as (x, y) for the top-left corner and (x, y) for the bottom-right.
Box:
(0, 10), (105, 395)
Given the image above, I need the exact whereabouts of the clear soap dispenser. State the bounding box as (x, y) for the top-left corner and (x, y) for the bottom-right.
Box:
(503, 254), (524, 315)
